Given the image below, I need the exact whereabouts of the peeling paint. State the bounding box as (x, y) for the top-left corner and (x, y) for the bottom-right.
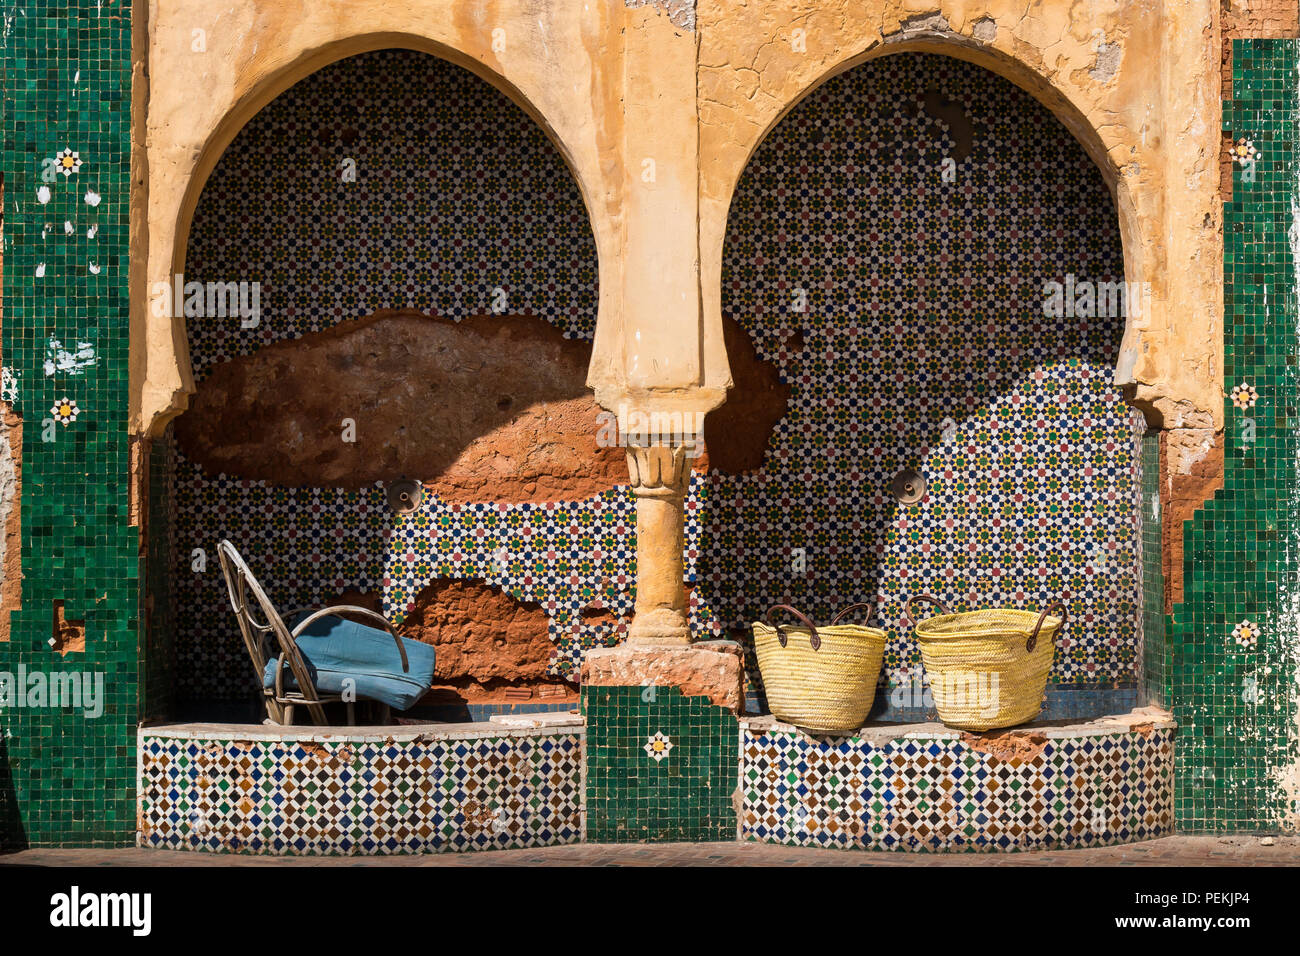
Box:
(1090, 33), (1122, 84)
(624, 0), (694, 32)
(43, 337), (97, 377)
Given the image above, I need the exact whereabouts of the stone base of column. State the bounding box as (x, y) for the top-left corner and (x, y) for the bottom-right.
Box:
(625, 606), (693, 646)
(582, 640), (746, 711)
(582, 641), (745, 842)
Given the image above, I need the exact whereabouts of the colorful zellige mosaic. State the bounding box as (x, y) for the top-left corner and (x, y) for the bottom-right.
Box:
(138, 725), (584, 854)
(1, 1), (139, 847)
(1168, 39), (1300, 831)
(184, 48), (599, 374)
(172, 50), (1141, 708)
(584, 685), (739, 843)
(172, 49), (619, 700)
(694, 53), (1140, 687)
(740, 718), (1174, 851)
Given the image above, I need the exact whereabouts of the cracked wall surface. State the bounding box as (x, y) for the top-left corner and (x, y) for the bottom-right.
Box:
(0, 408), (19, 643)
(137, 0), (1225, 439)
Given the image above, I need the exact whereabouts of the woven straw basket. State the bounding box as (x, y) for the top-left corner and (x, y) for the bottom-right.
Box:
(908, 595), (1066, 731)
(751, 603), (887, 734)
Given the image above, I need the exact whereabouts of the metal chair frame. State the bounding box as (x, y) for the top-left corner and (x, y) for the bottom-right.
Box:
(217, 540), (405, 726)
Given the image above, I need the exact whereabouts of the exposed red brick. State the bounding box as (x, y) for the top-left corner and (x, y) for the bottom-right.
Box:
(175, 310), (626, 502)
(1221, 0), (1300, 39)
(961, 730), (1050, 762)
(0, 406), (21, 642)
(313, 584), (582, 707)
(50, 600), (86, 656)
(581, 641), (747, 712)
(1161, 430), (1225, 612)
(398, 578), (573, 696)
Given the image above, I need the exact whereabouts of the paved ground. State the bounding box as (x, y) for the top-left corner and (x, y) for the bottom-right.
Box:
(3, 835), (1297, 866)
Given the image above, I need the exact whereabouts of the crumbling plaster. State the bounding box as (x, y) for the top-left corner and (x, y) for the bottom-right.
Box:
(132, 0), (1230, 653)
(136, 0), (1223, 437)
(135, 0), (630, 436)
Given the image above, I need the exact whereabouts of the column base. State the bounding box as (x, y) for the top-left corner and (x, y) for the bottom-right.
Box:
(582, 640), (745, 713)
(626, 606), (692, 645)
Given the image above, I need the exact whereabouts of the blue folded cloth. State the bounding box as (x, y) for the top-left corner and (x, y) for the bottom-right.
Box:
(262, 613), (436, 712)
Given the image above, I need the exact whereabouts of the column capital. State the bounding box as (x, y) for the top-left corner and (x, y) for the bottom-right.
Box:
(625, 440), (695, 499)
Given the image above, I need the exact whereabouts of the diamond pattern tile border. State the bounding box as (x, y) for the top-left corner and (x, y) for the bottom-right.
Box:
(137, 727), (583, 855)
(739, 718), (1174, 852)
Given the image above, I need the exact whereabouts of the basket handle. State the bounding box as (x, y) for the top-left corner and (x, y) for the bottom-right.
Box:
(905, 594), (951, 624)
(764, 604), (822, 652)
(1028, 601), (1069, 653)
(830, 602), (876, 626)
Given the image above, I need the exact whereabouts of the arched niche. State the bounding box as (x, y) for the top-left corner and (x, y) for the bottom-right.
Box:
(697, 13), (1215, 432)
(695, 48), (1144, 708)
(135, 10), (623, 438)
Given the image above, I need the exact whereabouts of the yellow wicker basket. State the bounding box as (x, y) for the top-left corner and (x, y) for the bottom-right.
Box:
(751, 603), (887, 734)
(907, 595), (1066, 731)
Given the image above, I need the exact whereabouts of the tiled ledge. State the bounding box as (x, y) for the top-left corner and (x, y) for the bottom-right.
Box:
(137, 716), (585, 854)
(139, 711), (584, 743)
(740, 707), (1175, 745)
(740, 709), (1177, 852)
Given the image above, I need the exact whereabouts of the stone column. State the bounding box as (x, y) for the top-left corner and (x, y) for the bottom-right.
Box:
(626, 439), (692, 644)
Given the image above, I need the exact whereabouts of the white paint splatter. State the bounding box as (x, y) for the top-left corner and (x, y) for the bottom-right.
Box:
(1272, 127), (1300, 828)
(35, 262), (45, 278)
(84, 189), (101, 207)
(63, 220), (73, 235)
(36, 185), (51, 204)
(43, 337), (97, 377)
(1, 367), (19, 404)
(86, 224), (98, 239)
(88, 261), (101, 275)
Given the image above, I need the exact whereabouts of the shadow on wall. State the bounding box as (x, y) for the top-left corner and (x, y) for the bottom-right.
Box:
(0, 738), (27, 851)
(166, 310), (631, 711)
(694, 52), (1137, 694)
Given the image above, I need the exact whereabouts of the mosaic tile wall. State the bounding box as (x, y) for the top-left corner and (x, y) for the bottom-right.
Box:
(584, 685), (738, 842)
(694, 53), (1141, 690)
(1169, 39), (1300, 832)
(171, 49), (618, 701)
(0, 1), (139, 846)
(1138, 432), (1167, 709)
(137, 725), (584, 854)
(171, 50), (1143, 710)
(740, 718), (1175, 851)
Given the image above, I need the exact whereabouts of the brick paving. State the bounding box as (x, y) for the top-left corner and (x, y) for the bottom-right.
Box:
(2, 835), (1296, 866)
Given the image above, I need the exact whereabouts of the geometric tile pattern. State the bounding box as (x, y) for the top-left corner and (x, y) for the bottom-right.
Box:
(696, 53), (1141, 686)
(183, 49), (599, 374)
(740, 720), (1174, 851)
(172, 49), (618, 701)
(138, 728), (584, 855)
(0, 0), (139, 847)
(170, 50), (1143, 709)
(1170, 39), (1300, 831)
(169, 465), (636, 699)
(584, 686), (739, 843)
